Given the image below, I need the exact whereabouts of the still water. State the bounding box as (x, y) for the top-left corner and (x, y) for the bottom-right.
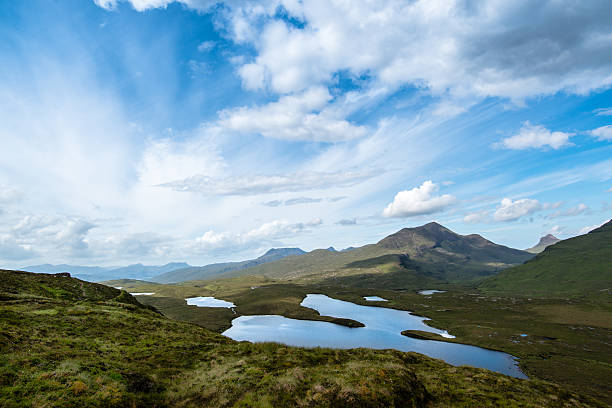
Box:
(222, 294), (526, 378)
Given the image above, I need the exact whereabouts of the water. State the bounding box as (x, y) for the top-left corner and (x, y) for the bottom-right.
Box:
(418, 290), (446, 295)
(186, 296), (236, 308)
(129, 292), (155, 296)
(363, 296), (388, 301)
(223, 294), (526, 379)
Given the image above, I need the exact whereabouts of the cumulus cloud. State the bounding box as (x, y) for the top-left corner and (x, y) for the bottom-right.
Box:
(497, 122), (573, 150)
(382, 181), (455, 218)
(218, 87), (368, 142)
(590, 125), (612, 140)
(94, 1), (612, 102)
(493, 198), (542, 222)
(463, 210), (490, 224)
(336, 218), (357, 226)
(160, 169), (378, 195)
(225, 1), (612, 101)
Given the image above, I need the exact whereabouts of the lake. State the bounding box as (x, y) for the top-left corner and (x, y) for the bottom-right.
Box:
(223, 294), (527, 379)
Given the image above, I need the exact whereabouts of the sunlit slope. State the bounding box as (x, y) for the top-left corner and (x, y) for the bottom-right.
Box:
(218, 222), (533, 285)
(2, 269), (602, 407)
(480, 220), (612, 296)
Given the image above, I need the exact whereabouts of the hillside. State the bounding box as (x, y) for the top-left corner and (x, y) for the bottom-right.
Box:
(154, 248), (306, 283)
(480, 220), (612, 296)
(526, 234), (561, 254)
(211, 222), (533, 286)
(0, 269), (603, 407)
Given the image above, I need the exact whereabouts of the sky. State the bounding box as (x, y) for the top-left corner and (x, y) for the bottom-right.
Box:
(1, 0), (611, 268)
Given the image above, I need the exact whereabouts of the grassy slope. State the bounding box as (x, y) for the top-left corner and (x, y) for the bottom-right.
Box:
(113, 273), (612, 405)
(480, 220), (612, 296)
(2, 270), (601, 407)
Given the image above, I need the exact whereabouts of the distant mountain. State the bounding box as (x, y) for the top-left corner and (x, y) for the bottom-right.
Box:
(526, 234), (560, 253)
(153, 248), (306, 283)
(195, 222), (534, 287)
(22, 262), (190, 282)
(480, 219), (612, 296)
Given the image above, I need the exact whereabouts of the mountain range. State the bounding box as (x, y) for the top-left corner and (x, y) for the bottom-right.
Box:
(22, 262), (191, 282)
(156, 222), (535, 287)
(153, 248), (306, 283)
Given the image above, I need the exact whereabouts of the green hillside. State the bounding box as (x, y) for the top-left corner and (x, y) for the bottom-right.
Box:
(0, 269), (604, 407)
(213, 222), (533, 286)
(480, 220), (612, 296)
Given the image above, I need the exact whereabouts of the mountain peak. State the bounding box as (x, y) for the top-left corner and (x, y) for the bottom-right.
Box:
(526, 234), (560, 254)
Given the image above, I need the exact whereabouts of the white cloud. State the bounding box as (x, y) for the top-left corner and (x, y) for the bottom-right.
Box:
(138, 134), (225, 186)
(547, 225), (563, 236)
(463, 210), (490, 224)
(498, 122), (573, 150)
(197, 40), (215, 52)
(160, 169), (378, 196)
(192, 218), (322, 251)
(590, 125), (612, 141)
(382, 181), (455, 218)
(493, 198), (542, 222)
(218, 87), (368, 142)
(94, 1), (612, 102)
(594, 107), (612, 116)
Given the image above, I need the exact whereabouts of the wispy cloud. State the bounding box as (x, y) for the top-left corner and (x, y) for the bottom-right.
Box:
(159, 169), (379, 196)
(590, 125), (612, 141)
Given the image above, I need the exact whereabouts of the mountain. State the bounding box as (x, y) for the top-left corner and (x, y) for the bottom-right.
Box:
(2, 269), (591, 407)
(21, 262), (191, 282)
(480, 219), (612, 296)
(153, 248), (306, 283)
(526, 234), (561, 253)
(194, 222), (534, 286)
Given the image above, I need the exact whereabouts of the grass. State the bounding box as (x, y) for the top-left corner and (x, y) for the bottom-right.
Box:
(480, 220), (612, 296)
(1, 269), (606, 407)
(115, 274), (612, 405)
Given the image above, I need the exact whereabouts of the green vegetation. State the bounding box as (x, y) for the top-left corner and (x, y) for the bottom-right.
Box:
(3, 269), (603, 407)
(480, 220), (612, 296)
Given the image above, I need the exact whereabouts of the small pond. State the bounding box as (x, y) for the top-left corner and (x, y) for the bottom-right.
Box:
(222, 294), (526, 379)
(129, 292), (155, 296)
(186, 296), (236, 308)
(418, 290), (446, 295)
(363, 296), (387, 301)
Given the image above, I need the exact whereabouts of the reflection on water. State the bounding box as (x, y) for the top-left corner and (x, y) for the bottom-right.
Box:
(223, 294), (527, 379)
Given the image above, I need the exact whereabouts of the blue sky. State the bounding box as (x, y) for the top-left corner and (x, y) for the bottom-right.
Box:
(1, 0), (611, 267)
